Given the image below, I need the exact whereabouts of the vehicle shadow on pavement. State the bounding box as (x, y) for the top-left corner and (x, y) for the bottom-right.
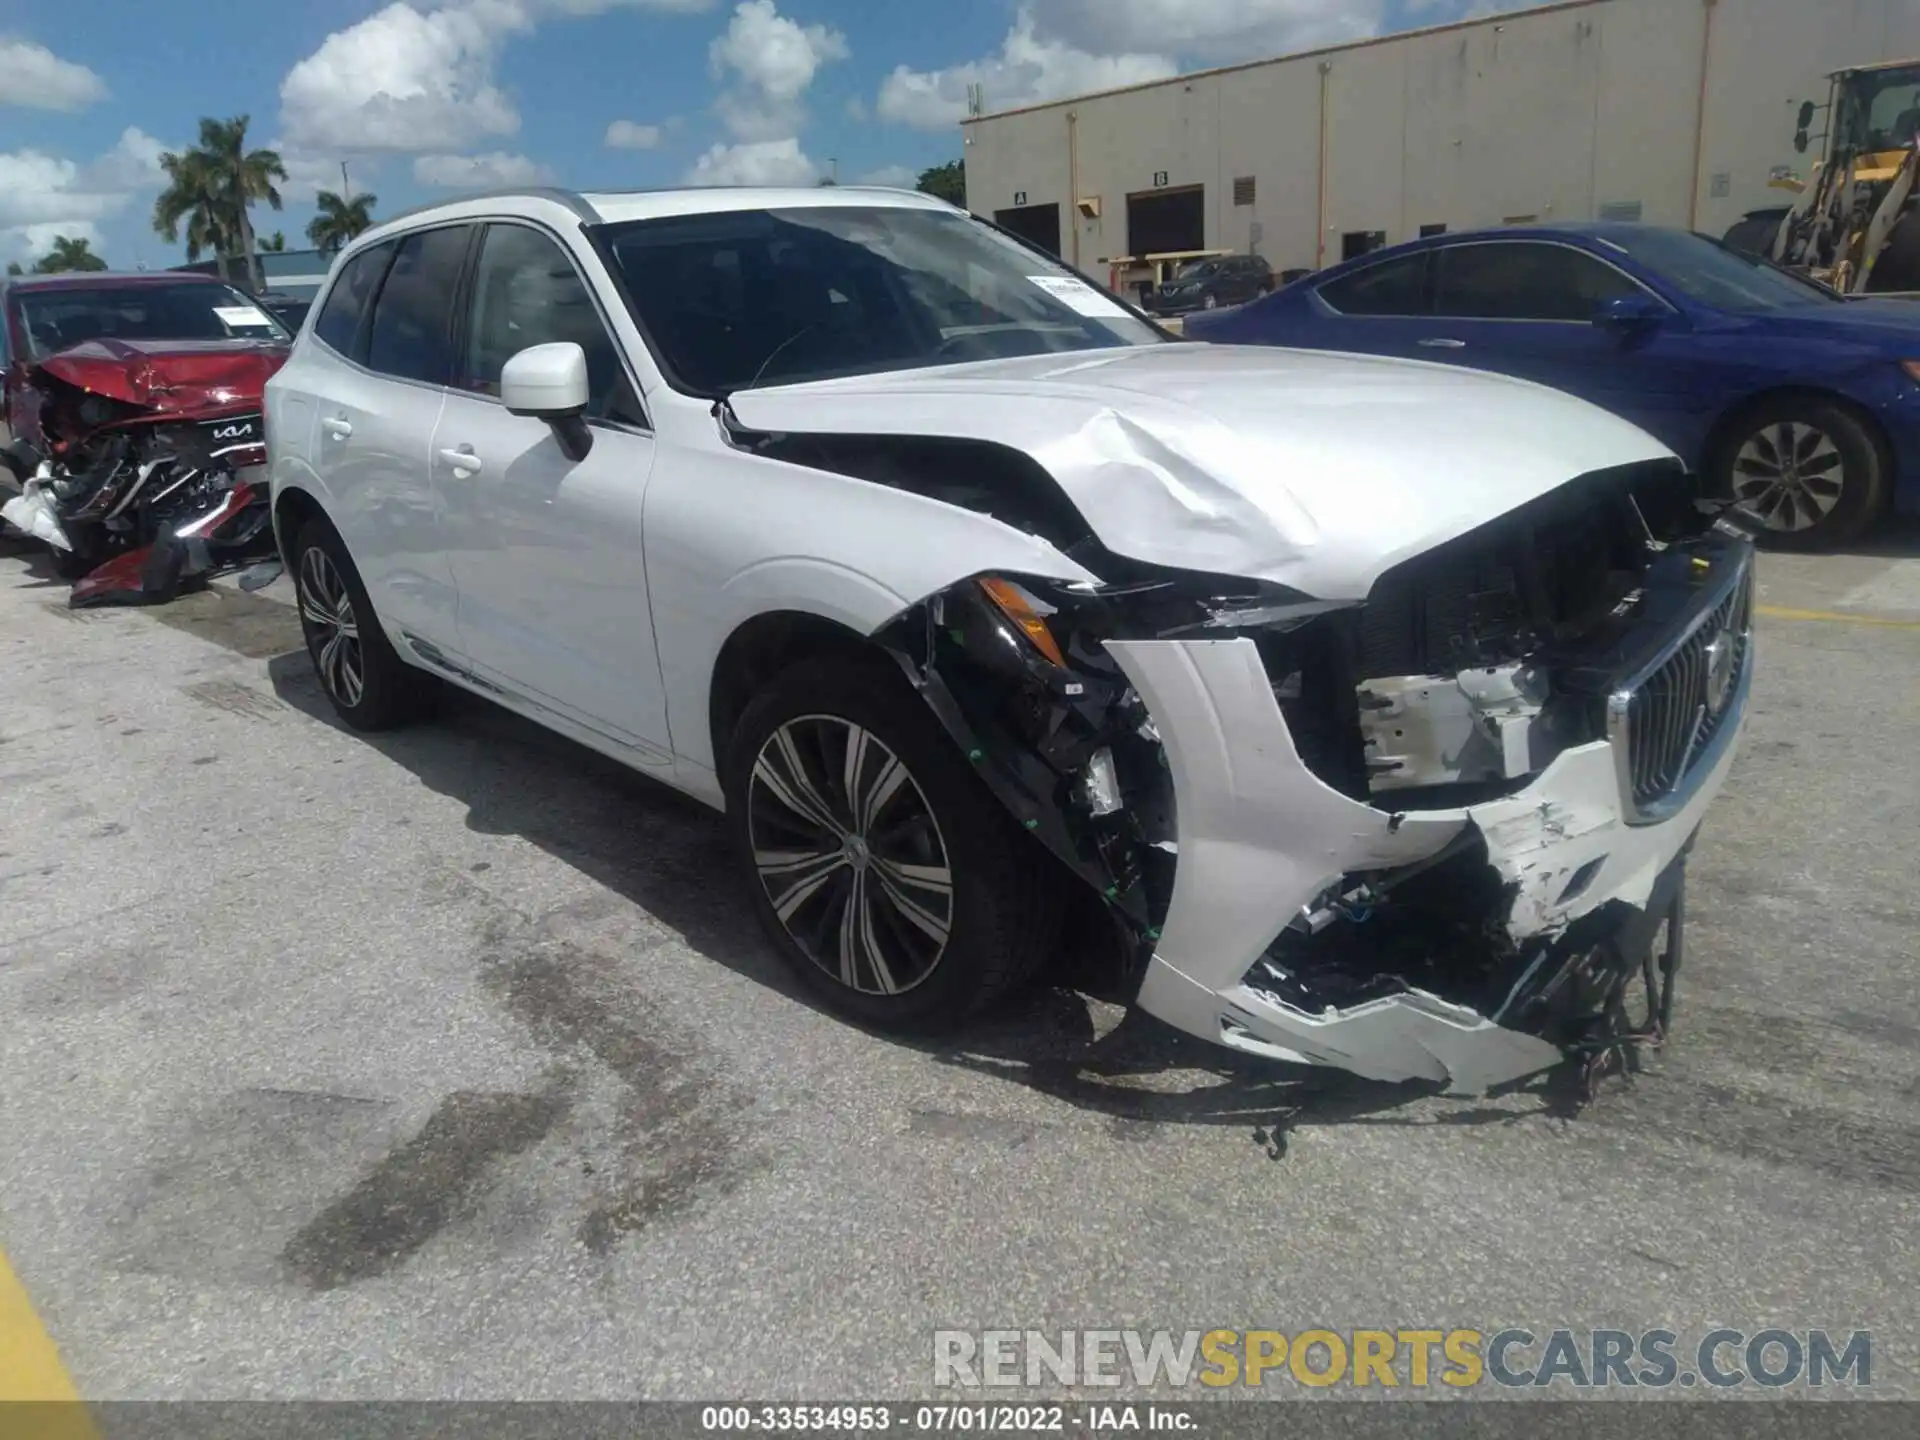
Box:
(0, 533), (72, 588)
(1823, 513), (1920, 559)
(265, 654), (1566, 1148)
(925, 997), (1561, 1155)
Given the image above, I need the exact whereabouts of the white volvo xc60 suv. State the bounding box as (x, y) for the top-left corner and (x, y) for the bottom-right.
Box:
(265, 185), (1756, 1095)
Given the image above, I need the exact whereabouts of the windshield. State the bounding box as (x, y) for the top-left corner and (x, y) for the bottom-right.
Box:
(15, 282), (290, 359)
(595, 204), (1163, 395)
(1598, 228), (1840, 312)
(1174, 260), (1221, 281)
(1839, 69), (1920, 152)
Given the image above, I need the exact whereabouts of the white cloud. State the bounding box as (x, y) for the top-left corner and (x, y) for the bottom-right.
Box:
(279, 0), (730, 161)
(604, 119), (664, 150)
(1026, 0), (1384, 66)
(878, 11), (1175, 130)
(856, 164), (917, 188)
(0, 37), (108, 111)
(710, 0), (847, 103)
(279, 1), (527, 154)
(413, 151), (556, 187)
(683, 137), (819, 186)
(0, 128), (171, 264)
(13, 220), (105, 260)
(707, 0), (847, 143)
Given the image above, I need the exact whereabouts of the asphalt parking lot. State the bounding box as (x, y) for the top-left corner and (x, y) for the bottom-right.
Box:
(1, 525), (1918, 1403)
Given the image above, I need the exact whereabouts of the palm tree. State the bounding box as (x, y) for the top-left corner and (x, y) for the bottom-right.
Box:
(153, 116), (286, 293)
(153, 147), (234, 282)
(306, 189), (378, 256)
(33, 235), (107, 273)
(199, 116), (286, 294)
(261, 231), (287, 252)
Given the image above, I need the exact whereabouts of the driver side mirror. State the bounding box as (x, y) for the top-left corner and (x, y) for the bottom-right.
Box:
(501, 342), (593, 462)
(1594, 293), (1667, 334)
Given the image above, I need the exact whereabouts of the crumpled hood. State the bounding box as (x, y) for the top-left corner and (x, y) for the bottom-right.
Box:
(34, 338), (289, 418)
(725, 343), (1677, 598)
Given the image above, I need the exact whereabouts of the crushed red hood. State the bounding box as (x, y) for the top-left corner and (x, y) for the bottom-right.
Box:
(33, 338), (289, 418)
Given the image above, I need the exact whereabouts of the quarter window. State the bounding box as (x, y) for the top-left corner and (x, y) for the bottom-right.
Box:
(364, 225), (473, 385)
(1433, 242), (1642, 321)
(458, 224), (642, 424)
(312, 242), (396, 359)
(1316, 253), (1428, 316)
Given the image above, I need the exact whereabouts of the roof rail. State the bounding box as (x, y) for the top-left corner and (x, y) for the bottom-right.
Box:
(374, 186), (600, 229)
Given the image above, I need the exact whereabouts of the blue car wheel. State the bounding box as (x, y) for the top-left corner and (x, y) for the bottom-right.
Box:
(1716, 398), (1889, 550)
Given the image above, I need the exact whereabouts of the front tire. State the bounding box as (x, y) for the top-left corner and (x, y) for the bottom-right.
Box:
(1714, 398), (1888, 550)
(724, 654), (1060, 1034)
(292, 516), (434, 731)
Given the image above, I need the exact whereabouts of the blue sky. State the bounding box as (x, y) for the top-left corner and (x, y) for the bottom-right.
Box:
(0, 0), (1500, 269)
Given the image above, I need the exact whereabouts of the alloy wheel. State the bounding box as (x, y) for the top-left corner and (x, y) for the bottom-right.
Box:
(1731, 421), (1846, 532)
(297, 545), (365, 708)
(747, 715), (954, 997)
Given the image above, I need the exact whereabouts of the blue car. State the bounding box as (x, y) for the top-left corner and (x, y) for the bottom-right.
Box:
(1184, 222), (1920, 548)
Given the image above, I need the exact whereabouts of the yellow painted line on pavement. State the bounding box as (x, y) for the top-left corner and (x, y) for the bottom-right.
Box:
(0, 1245), (96, 1440)
(1758, 604), (1920, 631)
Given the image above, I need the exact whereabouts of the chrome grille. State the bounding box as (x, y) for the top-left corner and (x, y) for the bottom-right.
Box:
(1609, 555), (1754, 823)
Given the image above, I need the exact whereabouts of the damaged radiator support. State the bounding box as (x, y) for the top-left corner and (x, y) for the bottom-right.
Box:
(871, 462), (1750, 1094)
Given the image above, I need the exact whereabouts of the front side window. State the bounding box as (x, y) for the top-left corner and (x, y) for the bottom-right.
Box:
(14, 282), (290, 359)
(593, 204), (1162, 396)
(1433, 242), (1642, 321)
(458, 224), (642, 424)
(364, 224), (473, 385)
(312, 242), (396, 359)
(1316, 253), (1429, 316)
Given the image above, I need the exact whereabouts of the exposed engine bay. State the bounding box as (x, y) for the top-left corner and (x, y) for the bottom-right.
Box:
(1, 341), (283, 606)
(734, 411), (1756, 1096)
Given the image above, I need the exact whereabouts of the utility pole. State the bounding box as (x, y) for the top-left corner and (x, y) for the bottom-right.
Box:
(341, 161), (350, 197)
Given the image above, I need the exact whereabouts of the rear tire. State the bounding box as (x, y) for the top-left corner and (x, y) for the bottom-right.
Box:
(1712, 398), (1888, 550)
(724, 653), (1061, 1035)
(292, 515), (435, 731)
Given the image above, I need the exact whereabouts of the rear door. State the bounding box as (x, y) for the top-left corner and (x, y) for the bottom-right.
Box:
(306, 224), (475, 651)
(430, 220), (670, 756)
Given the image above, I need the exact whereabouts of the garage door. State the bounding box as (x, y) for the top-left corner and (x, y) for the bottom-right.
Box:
(1126, 186), (1204, 256)
(992, 203), (1063, 257)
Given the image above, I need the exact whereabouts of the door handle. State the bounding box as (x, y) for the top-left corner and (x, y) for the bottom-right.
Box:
(321, 416), (353, 438)
(1417, 338), (1467, 349)
(438, 446), (483, 474)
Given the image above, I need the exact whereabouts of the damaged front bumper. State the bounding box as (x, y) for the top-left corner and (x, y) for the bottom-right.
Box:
(1103, 559), (1751, 1095)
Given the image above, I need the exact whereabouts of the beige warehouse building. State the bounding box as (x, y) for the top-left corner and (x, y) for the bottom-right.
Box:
(961, 0), (1920, 283)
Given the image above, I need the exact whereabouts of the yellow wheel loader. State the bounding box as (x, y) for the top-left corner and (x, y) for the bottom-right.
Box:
(1770, 59), (1920, 295)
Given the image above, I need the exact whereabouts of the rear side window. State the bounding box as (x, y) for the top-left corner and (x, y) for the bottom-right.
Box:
(312, 242), (395, 358)
(365, 225), (473, 384)
(1433, 242), (1642, 321)
(1317, 253), (1428, 316)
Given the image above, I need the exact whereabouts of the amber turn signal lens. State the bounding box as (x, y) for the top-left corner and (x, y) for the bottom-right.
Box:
(977, 578), (1067, 667)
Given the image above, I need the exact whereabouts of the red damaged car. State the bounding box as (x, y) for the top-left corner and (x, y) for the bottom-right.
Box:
(0, 270), (292, 600)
